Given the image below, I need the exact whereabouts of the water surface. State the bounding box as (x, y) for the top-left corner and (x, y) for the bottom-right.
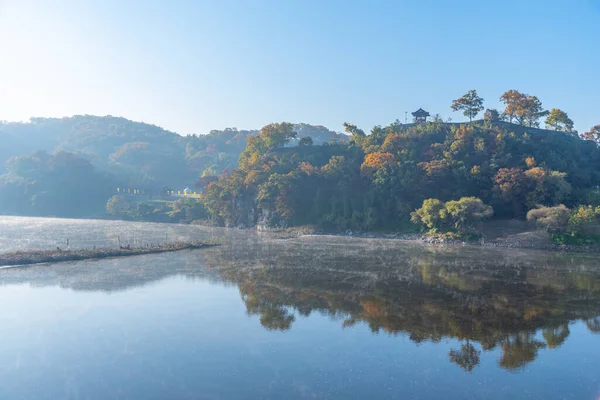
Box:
(0, 216), (599, 399)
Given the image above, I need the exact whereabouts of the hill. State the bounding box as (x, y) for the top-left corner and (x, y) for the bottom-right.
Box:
(0, 116), (347, 218)
(202, 120), (600, 230)
(0, 115), (347, 188)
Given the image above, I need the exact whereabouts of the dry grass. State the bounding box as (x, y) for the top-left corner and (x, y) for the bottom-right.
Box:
(0, 242), (217, 267)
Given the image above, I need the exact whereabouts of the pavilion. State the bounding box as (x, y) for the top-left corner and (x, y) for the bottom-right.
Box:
(412, 108), (430, 123)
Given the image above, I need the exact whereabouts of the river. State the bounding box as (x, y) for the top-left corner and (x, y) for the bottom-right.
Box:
(0, 216), (599, 399)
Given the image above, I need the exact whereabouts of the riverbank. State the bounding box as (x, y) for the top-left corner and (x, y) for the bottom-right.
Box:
(0, 242), (218, 267)
(260, 224), (600, 253)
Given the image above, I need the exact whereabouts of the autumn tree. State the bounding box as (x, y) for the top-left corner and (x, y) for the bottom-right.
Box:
(499, 90), (547, 127)
(545, 108), (574, 132)
(451, 90), (484, 122)
(581, 125), (600, 144)
(524, 167), (572, 209)
(493, 168), (530, 216)
(499, 89), (524, 123)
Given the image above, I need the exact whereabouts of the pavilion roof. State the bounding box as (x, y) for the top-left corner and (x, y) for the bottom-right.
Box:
(412, 108), (430, 117)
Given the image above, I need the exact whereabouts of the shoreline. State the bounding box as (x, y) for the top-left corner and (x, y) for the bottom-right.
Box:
(267, 228), (600, 254)
(0, 242), (218, 267)
(2, 215), (599, 254)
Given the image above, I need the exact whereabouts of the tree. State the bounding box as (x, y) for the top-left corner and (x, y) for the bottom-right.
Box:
(523, 168), (572, 209)
(520, 95), (547, 127)
(410, 198), (446, 232)
(444, 197), (494, 234)
(499, 89), (524, 123)
(106, 195), (130, 217)
(298, 136), (313, 146)
(343, 122), (366, 146)
(411, 197), (493, 235)
(567, 205), (600, 235)
(483, 108), (500, 121)
(451, 90), (484, 122)
(499, 90), (547, 127)
(581, 125), (600, 144)
(260, 122), (297, 150)
(545, 108), (574, 132)
(493, 168), (531, 216)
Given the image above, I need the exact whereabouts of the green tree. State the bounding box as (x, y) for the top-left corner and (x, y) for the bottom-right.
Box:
(106, 195), (130, 217)
(545, 108), (574, 132)
(520, 95), (547, 127)
(451, 90), (484, 122)
(412, 197), (493, 235)
(298, 136), (313, 146)
(411, 198), (446, 232)
(343, 122), (366, 146)
(444, 197), (494, 234)
(567, 205), (600, 235)
(483, 108), (500, 121)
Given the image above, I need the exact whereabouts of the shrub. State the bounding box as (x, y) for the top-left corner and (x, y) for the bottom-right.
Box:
(526, 205), (571, 233)
(445, 197), (494, 234)
(568, 205), (600, 235)
(411, 197), (493, 236)
(410, 198), (446, 232)
(528, 204), (600, 244)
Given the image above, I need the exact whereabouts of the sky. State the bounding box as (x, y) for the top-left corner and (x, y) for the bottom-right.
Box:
(0, 0), (598, 135)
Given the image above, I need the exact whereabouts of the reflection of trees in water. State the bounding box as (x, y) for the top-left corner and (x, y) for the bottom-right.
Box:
(542, 324), (570, 349)
(200, 239), (600, 372)
(499, 333), (546, 371)
(240, 282), (295, 331)
(449, 342), (481, 372)
(587, 317), (600, 334)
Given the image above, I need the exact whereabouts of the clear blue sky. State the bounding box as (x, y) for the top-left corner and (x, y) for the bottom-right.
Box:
(0, 0), (598, 134)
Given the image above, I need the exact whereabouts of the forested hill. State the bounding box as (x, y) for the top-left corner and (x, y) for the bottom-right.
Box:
(0, 115), (347, 218)
(0, 115), (347, 188)
(202, 120), (600, 232)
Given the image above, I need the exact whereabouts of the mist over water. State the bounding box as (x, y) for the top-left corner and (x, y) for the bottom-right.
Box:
(0, 216), (599, 399)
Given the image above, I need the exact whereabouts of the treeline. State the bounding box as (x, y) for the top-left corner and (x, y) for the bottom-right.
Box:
(0, 151), (114, 217)
(0, 116), (345, 217)
(0, 116), (346, 189)
(201, 93), (600, 235)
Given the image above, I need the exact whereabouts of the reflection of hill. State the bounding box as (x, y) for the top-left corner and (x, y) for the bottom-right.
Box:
(2, 235), (599, 372)
(200, 238), (600, 371)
